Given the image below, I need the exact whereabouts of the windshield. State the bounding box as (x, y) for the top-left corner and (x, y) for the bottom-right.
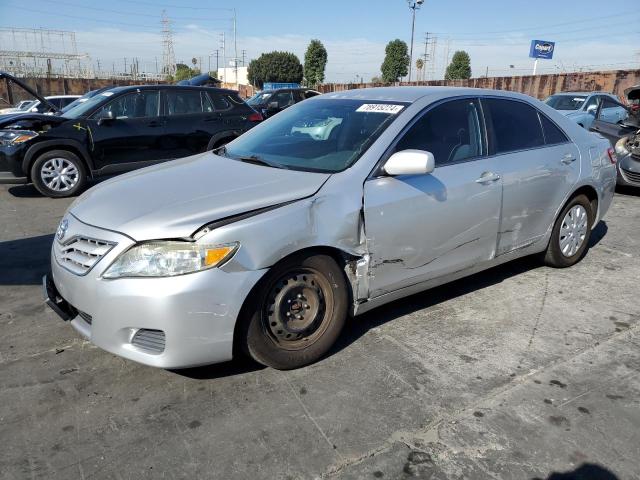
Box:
(544, 95), (587, 111)
(61, 91), (96, 113)
(62, 91), (114, 119)
(246, 91), (273, 106)
(221, 99), (406, 173)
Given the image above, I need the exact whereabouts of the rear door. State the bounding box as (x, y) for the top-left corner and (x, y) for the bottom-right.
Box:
(482, 98), (580, 255)
(88, 89), (164, 170)
(364, 98), (502, 297)
(162, 88), (213, 158)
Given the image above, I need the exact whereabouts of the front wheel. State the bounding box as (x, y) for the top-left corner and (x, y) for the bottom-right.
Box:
(31, 150), (87, 198)
(241, 253), (349, 369)
(543, 194), (593, 268)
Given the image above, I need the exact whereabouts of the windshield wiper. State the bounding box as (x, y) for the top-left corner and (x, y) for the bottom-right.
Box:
(236, 155), (286, 169)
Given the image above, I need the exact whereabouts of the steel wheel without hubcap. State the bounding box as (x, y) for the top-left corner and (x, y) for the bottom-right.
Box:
(40, 158), (79, 192)
(559, 204), (588, 257)
(264, 269), (333, 350)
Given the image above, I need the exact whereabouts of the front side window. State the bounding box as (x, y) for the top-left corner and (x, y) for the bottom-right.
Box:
(271, 91), (294, 108)
(395, 98), (483, 166)
(222, 99), (405, 173)
(92, 91), (160, 119)
(166, 90), (204, 115)
(483, 98), (545, 154)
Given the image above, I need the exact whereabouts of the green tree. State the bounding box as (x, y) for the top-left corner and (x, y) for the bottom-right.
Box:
(381, 39), (409, 83)
(445, 51), (472, 80)
(247, 51), (303, 89)
(303, 39), (328, 86)
(173, 63), (200, 82)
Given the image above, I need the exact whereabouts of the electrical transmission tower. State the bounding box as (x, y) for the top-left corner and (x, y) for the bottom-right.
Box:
(421, 33), (437, 81)
(161, 10), (176, 77)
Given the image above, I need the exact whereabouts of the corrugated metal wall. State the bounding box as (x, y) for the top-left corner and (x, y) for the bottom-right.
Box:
(317, 69), (640, 101)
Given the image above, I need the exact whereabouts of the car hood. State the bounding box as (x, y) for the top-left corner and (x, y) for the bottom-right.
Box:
(0, 112), (66, 130)
(69, 152), (331, 241)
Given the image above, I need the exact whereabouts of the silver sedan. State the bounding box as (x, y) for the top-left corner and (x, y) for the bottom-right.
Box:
(45, 87), (617, 370)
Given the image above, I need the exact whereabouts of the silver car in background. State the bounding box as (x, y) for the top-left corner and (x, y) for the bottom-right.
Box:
(544, 91), (625, 130)
(45, 87), (617, 370)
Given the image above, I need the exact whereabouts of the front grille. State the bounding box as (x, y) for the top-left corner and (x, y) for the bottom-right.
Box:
(131, 329), (166, 354)
(55, 236), (115, 275)
(621, 168), (640, 185)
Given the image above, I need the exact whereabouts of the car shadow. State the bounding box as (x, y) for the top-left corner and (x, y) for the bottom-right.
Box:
(615, 185), (640, 197)
(8, 178), (105, 198)
(534, 462), (619, 480)
(0, 233), (53, 285)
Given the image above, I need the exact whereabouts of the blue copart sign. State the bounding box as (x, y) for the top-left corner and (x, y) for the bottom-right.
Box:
(529, 40), (555, 59)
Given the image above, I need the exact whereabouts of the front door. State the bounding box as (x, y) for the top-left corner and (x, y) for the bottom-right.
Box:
(89, 89), (164, 170)
(590, 97), (635, 147)
(364, 98), (502, 298)
(481, 98), (580, 255)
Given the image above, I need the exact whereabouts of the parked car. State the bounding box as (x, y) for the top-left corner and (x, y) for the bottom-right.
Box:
(0, 95), (80, 116)
(246, 87), (320, 118)
(591, 85), (640, 187)
(544, 92), (624, 129)
(43, 87), (616, 370)
(0, 99), (35, 114)
(0, 71), (263, 196)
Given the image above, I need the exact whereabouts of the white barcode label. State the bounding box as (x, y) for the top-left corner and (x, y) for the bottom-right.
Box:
(356, 104), (404, 114)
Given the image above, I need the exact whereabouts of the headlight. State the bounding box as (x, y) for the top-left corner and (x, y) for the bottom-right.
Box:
(615, 137), (629, 157)
(0, 130), (38, 145)
(102, 241), (238, 278)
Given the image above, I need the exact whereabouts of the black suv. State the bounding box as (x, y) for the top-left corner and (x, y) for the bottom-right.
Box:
(0, 73), (262, 197)
(246, 88), (320, 118)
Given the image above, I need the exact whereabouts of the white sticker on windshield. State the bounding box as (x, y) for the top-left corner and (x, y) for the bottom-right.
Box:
(101, 91), (114, 97)
(356, 104), (404, 114)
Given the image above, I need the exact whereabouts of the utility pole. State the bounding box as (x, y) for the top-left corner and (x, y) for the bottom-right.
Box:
(241, 50), (247, 66)
(406, 0), (424, 83)
(124, 57), (127, 76)
(233, 8), (238, 90)
(220, 32), (226, 83)
(214, 49), (219, 73)
(422, 33), (430, 82)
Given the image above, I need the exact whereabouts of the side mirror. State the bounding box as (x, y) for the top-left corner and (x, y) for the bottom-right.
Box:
(30, 107), (38, 112)
(384, 149), (435, 176)
(97, 110), (115, 126)
(586, 104), (597, 115)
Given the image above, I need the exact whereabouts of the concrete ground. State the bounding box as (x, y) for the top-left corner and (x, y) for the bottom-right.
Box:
(0, 183), (639, 480)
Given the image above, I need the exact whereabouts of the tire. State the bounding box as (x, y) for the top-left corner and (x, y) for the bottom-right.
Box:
(241, 253), (349, 370)
(31, 150), (87, 198)
(543, 194), (593, 268)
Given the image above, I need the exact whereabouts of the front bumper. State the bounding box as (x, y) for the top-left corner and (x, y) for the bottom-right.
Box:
(46, 215), (266, 368)
(617, 153), (640, 187)
(0, 143), (28, 184)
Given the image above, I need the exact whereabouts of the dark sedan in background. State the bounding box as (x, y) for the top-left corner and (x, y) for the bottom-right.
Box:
(0, 72), (263, 197)
(247, 87), (320, 118)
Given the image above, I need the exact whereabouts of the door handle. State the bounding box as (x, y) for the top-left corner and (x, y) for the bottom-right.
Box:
(475, 172), (501, 184)
(561, 154), (576, 165)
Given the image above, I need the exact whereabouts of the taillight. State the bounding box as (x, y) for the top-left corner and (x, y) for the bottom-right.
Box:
(607, 147), (617, 164)
(247, 112), (263, 122)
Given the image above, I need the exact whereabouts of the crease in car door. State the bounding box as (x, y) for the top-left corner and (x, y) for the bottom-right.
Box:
(363, 98), (502, 298)
(89, 90), (165, 170)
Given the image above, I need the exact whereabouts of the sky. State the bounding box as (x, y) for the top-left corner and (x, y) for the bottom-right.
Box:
(0, 0), (638, 82)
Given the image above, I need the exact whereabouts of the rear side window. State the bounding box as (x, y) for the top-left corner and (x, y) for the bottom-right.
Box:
(483, 98), (545, 154)
(539, 114), (568, 145)
(395, 98), (484, 166)
(166, 90), (204, 115)
(208, 93), (231, 111)
(304, 90), (320, 99)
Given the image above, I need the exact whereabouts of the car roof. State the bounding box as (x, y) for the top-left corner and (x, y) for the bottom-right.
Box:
(319, 86), (540, 103)
(104, 84), (238, 95)
(552, 91), (614, 96)
(45, 95), (81, 99)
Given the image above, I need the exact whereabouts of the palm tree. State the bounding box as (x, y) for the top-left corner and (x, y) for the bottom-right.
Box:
(415, 58), (424, 82)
